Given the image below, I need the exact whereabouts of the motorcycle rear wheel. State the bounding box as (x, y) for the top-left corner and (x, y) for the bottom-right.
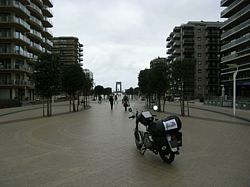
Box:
(159, 151), (175, 163)
(134, 129), (142, 149)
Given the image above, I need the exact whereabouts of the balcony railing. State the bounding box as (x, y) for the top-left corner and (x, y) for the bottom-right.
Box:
(221, 0), (244, 18)
(0, 65), (33, 73)
(0, 16), (30, 30)
(30, 29), (42, 40)
(221, 19), (250, 40)
(43, 6), (53, 17)
(0, 47), (31, 58)
(0, 79), (34, 87)
(221, 33), (250, 52)
(0, 0), (30, 17)
(221, 47), (250, 63)
(30, 16), (43, 27)
(28, 1), (43, 15)
(222, 4), (250, 29)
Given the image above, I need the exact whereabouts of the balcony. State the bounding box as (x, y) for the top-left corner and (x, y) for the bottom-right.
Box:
(29, 16), (43, 30)
(183, 47), (194, 53)
(42, 38), (53, 48)
(221, 33), (250, 52)
(0, 0), (30, 18)
(0, 47), (31, 59)
(183, 31), (194, 37)
(42, 28), (53, 38)
(206, 47), (220, 53)
(28, 42), (43, 53)
(206, 32), (220, 37)
(221, 0), (247, 18)
(221, 0), (235, 7)
(31, 0), (43, 7)
(28, 29), (43, 43)
(206, 39), (220, 45)
(173, 49), (180, 55)
(0, 32), (30, 46)
(221, 19), (250, 40)
(42, 17), (53, 28)
(43, 6), (53, 17)
(0, 16), (30, 31)
(183, 39), (194, 45)
(0, 65), (33, 74)
(173, 41), (180, 47)
(221, 47), (250, 64)
(43, 0), (53, 8)
(0, 79), (34, 87)
(27, 2), (43, 19)
(173, 33), (180, 39)
(221, 4), (250, 29)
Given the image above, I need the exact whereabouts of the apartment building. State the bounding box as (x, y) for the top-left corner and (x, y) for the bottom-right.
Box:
(150, 57), (167, 69)
(52, 37), (83, 65)
(0, 0), (53, 100)
(166, 21), (222, 99)
(220, 0), (250, 97)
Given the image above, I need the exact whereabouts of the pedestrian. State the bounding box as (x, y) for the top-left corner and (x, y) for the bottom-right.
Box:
(114, 94), (118, 104)
(98, 95), (102, 104)
(122, 95), (129, 111)
(109, 94), (114, 110)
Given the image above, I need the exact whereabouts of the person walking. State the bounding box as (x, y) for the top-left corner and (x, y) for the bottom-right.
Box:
(109, 94), (114, 110)
(122, 95), (129, 111)
(98, 95), (102, 104)
(114, 94), (118, 104)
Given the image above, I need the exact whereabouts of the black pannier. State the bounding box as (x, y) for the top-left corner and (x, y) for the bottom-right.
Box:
(138, 111), (154, 126)
(148, 115), (182, 137)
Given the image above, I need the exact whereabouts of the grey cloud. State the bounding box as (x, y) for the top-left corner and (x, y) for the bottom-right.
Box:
(53, 0), (221, 90)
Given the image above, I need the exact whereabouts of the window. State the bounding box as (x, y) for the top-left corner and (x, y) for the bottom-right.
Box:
(0, 28), (11, 37)
(198, 53), (201, 57)
(197, 37), (201, 41)
(198, 45), (201, 49)
(198, 69), (202, 73)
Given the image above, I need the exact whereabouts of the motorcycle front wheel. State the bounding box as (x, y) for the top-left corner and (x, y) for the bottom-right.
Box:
(134, 129), (142, 149)
(159, 151), (175, 163)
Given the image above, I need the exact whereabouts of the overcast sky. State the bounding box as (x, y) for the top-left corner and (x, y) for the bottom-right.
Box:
(52, 0), (223, 91)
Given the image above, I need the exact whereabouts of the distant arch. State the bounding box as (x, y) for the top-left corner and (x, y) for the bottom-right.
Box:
(116, 82), (122, 93)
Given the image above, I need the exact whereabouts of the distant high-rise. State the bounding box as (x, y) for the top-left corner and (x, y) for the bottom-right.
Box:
(150, 57), (167, 69)
(166, 21), (222, 98)
(0, 0), (53, 100)
(52, 37), (83, 65)
(220, 0), (250, 97)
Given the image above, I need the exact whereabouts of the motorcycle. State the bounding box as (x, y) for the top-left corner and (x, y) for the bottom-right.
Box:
(128, 106), (182, 163)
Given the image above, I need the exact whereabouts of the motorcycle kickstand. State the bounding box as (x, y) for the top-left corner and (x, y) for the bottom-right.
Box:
(140, 147), (147, 155)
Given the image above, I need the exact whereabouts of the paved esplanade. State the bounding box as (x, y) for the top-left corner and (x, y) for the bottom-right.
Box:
(0, 100), (249, 186)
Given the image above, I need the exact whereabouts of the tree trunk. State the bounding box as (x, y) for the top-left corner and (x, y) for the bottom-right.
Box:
(157, 94), (161, 112)
(69, 95), (72, 112)
(43, 97), (45, 117)
(47, 98), (49, 116)
(73, 95), (76, 112)
(163, 97), (166, 112)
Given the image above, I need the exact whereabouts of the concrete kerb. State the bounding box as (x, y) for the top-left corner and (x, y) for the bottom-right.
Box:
(0, 101), (91, 125)
(139, 101), (250, 125)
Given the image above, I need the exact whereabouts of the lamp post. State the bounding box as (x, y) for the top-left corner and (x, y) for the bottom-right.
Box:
(228, 64), (239, 117)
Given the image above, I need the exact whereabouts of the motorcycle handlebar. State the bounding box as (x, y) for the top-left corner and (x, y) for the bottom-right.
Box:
(128, 115), (135, 119)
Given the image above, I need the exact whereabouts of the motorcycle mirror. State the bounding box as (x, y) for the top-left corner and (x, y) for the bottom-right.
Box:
(153, 105), (158, 111)
(128, 108), (133, 112)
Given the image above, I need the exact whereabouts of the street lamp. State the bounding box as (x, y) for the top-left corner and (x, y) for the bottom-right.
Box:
(227, 64), (239, 117)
